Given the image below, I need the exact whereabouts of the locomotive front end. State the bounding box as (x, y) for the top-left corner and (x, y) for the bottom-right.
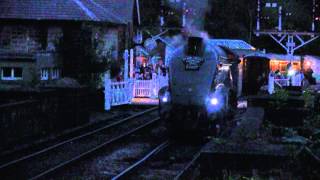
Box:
(159, 36), (232, 134)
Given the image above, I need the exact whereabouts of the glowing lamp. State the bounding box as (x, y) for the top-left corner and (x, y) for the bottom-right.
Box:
(221, 66), (230, 71)
(210, 98), (219, 106)
(288, 69), (295, 76)
(162, 97), (168, 103)
(161, 91), (170, 103)
(305, 61), (311, 67)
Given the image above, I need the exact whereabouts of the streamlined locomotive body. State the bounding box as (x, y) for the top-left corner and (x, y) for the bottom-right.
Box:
(159, 36), (238, 135)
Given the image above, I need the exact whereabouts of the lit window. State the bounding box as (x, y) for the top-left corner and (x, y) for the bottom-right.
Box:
(272, 3), (277, 8)
(41, 68), (49, 80)
(2, 68), (11, 78)
(51, 68), (60, 80)
(1, 67), (23, 80)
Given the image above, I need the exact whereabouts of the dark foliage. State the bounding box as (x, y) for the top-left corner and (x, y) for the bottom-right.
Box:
(58, 24), (109, 86)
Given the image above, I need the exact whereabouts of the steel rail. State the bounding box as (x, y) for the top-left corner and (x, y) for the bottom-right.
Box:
(0, 107), (157, 171)
(29, 117), (161, 180)
(112, 140), (170, 180)
(174, 151), (201, 180)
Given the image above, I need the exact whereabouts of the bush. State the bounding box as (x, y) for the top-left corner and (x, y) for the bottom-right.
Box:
(302, 90), (314, 109)
(270, 89), (289, 109)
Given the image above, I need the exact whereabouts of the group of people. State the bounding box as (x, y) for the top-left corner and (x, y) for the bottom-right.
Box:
(135, 62), (167, 80)
(269, 68), (316, 88)
(301, 68), (317, 88)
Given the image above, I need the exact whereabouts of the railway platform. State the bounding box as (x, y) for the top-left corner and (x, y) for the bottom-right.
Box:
(131, 98), (159, 105)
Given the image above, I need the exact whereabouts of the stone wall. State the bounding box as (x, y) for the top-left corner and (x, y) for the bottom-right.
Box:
(0, 25), (63, 85)
(0, 25), (42, 53)
(0, 24), (125, 88)
(93, 27), (120, 61)
(0, 88), (90, 149)
(0, 61), (36, 85)
(46, 27), (63, 51)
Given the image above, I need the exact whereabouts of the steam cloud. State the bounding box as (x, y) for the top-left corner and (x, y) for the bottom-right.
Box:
(166, 0), (211, 39)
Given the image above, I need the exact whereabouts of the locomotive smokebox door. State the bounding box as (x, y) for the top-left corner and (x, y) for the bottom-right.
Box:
(186, 37), (203, 57)
(183, 37), (205, 71)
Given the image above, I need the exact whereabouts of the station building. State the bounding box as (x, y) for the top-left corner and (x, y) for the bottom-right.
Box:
(0, 0), (134, 88)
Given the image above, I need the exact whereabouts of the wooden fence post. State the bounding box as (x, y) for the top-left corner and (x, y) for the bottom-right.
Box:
(104, 72), (111, 111)
(130, 49), (134, 79)
(268, 74), (274, 94)
(124, 50), (129, 81)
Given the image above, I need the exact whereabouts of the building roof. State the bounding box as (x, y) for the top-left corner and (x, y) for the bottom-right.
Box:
(0, 0), (134, 24)
(234, 49), (267, 58)
(305, 55), (320, 61)
(266, 53), (301, 61)
(207, 39), (256, 50)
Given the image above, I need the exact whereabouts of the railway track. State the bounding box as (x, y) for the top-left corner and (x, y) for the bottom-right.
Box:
(0, 105), (153, 162)
(112, 140), (206, 180)
(51, 125), (168, 179)
(0, 107), (159, 180)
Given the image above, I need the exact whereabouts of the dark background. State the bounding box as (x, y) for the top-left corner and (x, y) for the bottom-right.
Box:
(139, 0), (320, 56)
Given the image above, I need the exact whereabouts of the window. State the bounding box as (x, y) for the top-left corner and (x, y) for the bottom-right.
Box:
(1, 67), (23, 80)
(41, 68), (49, 80)
(2, 68), (11, 78)
(51, 68), (60, 80)
(14, 68), (22, 78)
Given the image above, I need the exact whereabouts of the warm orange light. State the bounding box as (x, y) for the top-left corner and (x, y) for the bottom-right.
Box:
(305, 61), (311, 67)
(270, 60), (280, 65)
(136, 56), (147, 62)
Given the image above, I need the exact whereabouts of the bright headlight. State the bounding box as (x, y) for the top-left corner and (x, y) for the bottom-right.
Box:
(210, 97), (219, 106)
(162, 96), (168, 103)
(160, 91), (170, 103)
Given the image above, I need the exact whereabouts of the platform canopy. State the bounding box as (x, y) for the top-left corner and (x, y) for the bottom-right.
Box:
(206, 39), (267, 59)
(207, 39), (256, 50)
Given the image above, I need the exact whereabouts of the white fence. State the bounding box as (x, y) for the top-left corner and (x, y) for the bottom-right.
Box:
(134, 74), (168, 98)
(110, 81), (134, 106)
(134, 80), (154, 97)
(105, 74), (168, 110)
(274, 78), (290, 87)
(268, 74), (303, 94)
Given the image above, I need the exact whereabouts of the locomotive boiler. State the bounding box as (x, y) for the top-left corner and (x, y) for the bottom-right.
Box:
(159, 36), (238, 135)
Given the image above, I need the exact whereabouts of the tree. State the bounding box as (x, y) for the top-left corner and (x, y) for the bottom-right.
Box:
(59, 23), (110, 88)
(204, 0), (256, 42)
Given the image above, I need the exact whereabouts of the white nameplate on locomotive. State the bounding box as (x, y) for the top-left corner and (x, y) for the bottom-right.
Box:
(182, 56), (204, 70)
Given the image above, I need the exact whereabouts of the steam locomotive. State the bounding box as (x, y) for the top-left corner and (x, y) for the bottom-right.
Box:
(159, 36), (238, 136)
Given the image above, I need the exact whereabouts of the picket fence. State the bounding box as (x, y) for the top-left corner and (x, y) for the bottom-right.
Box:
(105, 74), (168, 110)
(268, 75), (302, 94)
